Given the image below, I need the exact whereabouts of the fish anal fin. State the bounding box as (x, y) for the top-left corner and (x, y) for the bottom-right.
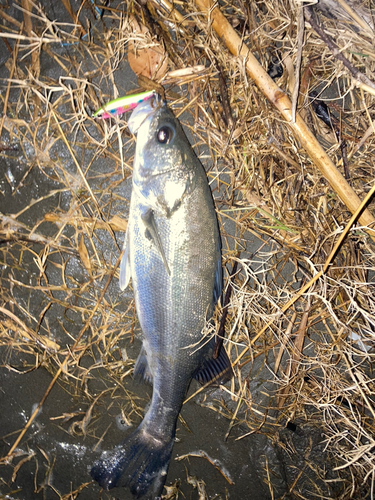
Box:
(133, 346), (153, 385)
(141, 208), (170, 276)
(194, 344), (233, 386)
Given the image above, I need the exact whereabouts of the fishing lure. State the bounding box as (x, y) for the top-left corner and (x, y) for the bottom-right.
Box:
(93, 90), (156, 119)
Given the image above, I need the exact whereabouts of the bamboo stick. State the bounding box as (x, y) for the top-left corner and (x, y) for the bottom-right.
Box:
(194, 0), (375, 236)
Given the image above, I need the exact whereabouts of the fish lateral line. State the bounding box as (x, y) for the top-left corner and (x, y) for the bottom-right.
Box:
(141, 208), (171, 276)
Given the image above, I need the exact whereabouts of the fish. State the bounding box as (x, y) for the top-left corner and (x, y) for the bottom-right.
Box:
(91, 94), (233, 499)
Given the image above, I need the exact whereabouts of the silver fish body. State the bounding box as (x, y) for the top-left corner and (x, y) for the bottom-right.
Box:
(91, 97), (232, 499)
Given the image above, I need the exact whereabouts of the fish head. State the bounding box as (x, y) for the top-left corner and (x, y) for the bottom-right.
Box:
(129, 95), (198, 215)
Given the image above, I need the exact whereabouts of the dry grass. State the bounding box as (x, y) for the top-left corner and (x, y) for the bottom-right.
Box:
(1, 0), (375, 498)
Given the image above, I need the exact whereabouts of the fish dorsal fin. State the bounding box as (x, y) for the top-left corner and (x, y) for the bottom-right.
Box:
(142, 208), (171, 276)
(194, 340), (233, 386)
(119, 229), (131, 290)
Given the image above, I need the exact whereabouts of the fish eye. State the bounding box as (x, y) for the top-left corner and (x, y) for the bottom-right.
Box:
(157, 126), (174, 144)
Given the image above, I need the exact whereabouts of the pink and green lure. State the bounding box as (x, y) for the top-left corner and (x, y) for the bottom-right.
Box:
(94, 90), (156, 119)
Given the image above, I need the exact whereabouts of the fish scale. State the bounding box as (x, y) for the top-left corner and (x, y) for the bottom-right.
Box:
(91, 95), (232, 499)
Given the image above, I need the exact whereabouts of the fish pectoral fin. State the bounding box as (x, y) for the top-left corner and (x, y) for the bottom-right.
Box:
(133, 346), (153, 385)
(141, 208), (171, 276)
(119, 229), (131, 290)
(194, 341), (233, 386)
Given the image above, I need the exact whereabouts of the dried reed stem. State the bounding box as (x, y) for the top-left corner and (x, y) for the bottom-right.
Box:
(195, 0), (375, 237)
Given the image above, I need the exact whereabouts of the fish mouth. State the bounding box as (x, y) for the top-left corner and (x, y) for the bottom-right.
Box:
(128, 94), (163, 134)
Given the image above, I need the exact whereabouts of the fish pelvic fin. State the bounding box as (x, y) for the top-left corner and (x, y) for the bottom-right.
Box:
(194, 342), (233, 386)
(142, 208), (171, 276)
(119, 229), (131, 290)
(91, 427), (174, 499)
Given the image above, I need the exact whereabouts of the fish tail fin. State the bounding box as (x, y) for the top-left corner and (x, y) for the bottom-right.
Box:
(91, 425), (173, 499)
